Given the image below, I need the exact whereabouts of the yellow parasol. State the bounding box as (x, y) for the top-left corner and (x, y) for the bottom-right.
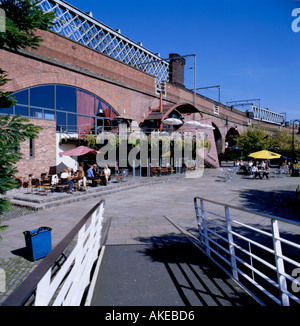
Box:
(248, 150), (281, 160)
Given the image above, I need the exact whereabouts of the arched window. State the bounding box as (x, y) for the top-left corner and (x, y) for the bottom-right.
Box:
(4, 85), (119, 135)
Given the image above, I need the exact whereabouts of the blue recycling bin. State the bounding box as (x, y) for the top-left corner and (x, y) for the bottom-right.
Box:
(23, 226), (52, 261)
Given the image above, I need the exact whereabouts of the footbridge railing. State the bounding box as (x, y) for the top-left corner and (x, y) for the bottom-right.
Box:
(3, 200), (108, 306)
(194, 197), (300, 306)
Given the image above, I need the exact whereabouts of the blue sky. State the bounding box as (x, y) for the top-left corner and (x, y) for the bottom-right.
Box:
(69, 0), (300, 122)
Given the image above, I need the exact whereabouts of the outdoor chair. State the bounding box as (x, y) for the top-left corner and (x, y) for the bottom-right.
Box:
(282, 166), (290, 174)
(51, 174), (59, 185)
(41, 178), (53, 195)
(217, 167), (225, 178)
(14, 177), (23, 190)
(219, 166), (239, 182)
(59, 178), (71, 192)
(40, 173), (47, 180)
(115, 170), (124, 182)
(218, 167), (233, 181)
(274, 168), (283, 178)
(160, 167), (169, 175)
(150, 167), (159, 177)
(29, 178), (42, 194)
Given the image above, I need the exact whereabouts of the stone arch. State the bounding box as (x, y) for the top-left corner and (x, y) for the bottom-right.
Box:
(212, 122), (223, 154)
(225, 127), (240, 148)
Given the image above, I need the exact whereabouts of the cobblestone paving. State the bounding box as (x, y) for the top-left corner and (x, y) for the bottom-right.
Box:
(0, 205), (38, 305)
(0, 257), (38, 305)
(0, 205), (36, 222)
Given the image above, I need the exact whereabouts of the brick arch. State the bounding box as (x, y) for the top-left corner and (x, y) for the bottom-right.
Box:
(226, 127), (240, 148)
(212, 122), (223, 154)
(8, 67), (121, 115)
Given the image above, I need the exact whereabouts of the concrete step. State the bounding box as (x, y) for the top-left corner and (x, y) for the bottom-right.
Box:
(8, 174), (185, 211)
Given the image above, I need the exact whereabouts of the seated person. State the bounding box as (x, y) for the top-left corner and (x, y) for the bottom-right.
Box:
(92, 164), (99, 177)
(86, 164), (98, 186)
(262, 164), (270, 179)
(61, 169), (74, 193)
(103, 164), (111, 186)
(251, 165), (262, 179)
(76, 166), (86, 190)
(248, 160), (253, 172)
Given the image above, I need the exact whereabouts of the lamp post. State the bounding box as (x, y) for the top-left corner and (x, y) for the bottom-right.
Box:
(292, 119), (300, 164)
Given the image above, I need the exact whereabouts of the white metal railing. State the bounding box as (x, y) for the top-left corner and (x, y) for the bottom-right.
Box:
(249, 106), (285, 125)
(3, 199), (108, 306)
(194, 197), (300, 306)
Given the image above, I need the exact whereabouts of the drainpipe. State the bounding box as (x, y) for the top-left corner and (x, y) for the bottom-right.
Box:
(159, 91), (163, 131)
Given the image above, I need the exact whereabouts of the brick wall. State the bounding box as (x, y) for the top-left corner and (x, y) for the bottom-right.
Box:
(16, 118), (56, 178)
(0, 29), (283, 158)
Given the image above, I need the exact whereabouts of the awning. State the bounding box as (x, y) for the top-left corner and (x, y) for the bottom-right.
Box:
(59, 145), (100, 156)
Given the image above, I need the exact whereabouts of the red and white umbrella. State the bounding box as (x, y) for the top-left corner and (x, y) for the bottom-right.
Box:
(59, 145), (100, 156)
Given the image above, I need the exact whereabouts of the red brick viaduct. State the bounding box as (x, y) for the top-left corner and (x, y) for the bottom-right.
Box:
(0, 29), (289, 176)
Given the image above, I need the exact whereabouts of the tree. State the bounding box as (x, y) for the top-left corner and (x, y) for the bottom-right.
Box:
(270, 129), (298, 152)
(0, 116), (42, 231)
(237, 125), (271, 157)
(0, 0), (54, 237)
(0, 0), (54, 50)
(0, 69), (16, 107)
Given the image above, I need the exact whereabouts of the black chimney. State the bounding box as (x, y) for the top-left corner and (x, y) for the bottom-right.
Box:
(169, 53), (185, 88)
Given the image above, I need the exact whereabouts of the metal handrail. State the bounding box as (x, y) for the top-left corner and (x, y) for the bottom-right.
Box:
(2, 199), (107, 306)
(194, 197), (300, 306)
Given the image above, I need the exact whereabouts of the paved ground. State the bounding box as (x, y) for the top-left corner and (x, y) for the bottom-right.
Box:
(0, 166), (299, 305)
(91, 242), (258, 306)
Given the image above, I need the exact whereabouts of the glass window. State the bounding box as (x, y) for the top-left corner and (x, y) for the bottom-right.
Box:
(56, 85), (76, 113)
(96, 118), (104, 134)
(7, 85), (120, 135)
(30, 108), (43, 119)
(104, 118), (112, 131)
(77, 89), (95, 116)
(103, 105), (111, 119)
(30, 85), (54, 109)
(96, 98), (105, 117)
(14, 89), (28, 105)
(15, 105), (29, 116)
(0, 106), (13, 114)
(78, 115), (94, 136)
(111, 110), (118, 120)
(111, 119), (119, 133)
(67, 113), (77, 132)
(44, 110), (55, 120)
(56, 111), (66, 131)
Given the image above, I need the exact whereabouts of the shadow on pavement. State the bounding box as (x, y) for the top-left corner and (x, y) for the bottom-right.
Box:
(236, 188), (300, 222)
(135, 233), (258, 306)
